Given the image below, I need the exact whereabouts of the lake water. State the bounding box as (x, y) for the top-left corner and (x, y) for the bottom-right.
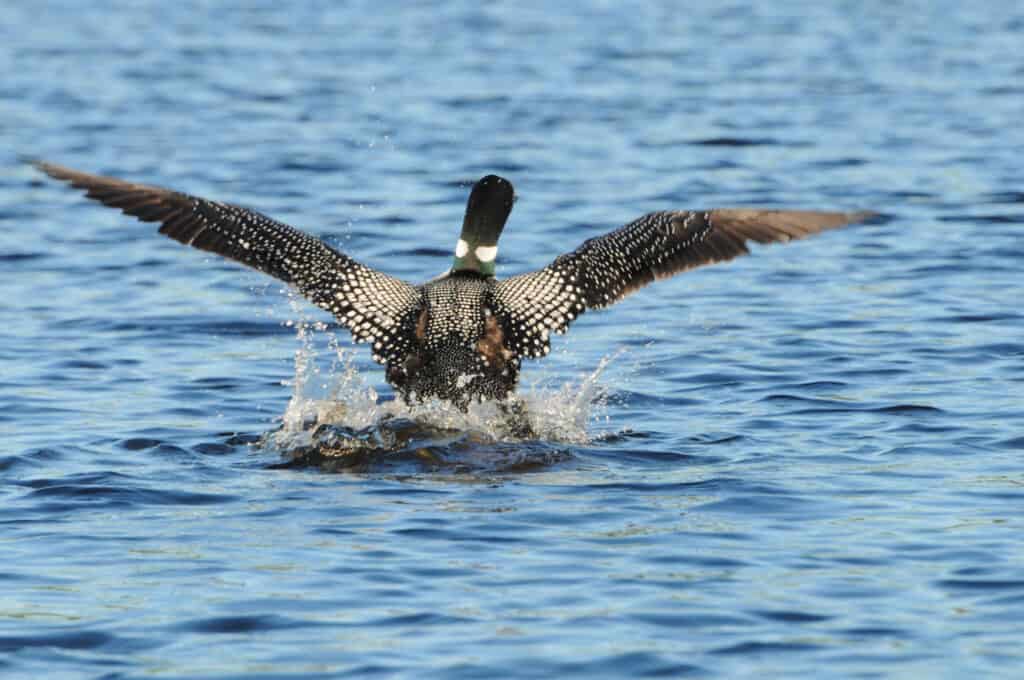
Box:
(2, 1), (1023, 677)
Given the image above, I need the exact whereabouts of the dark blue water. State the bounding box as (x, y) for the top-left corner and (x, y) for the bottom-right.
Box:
(3, 1), (1023, 677)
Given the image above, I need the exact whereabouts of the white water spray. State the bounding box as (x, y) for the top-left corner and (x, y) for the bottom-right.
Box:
(271, 298), (627, 451)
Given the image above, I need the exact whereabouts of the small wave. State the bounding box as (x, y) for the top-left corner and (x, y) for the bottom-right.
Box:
(26, 481), (234, 507)
(172, 614), (317, 634)
(0, 630), (114, 653)
(689, 136), (779, 147)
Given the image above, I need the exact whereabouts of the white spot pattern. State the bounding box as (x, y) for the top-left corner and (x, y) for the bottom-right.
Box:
(474, 245), (498, 262)
(421, 275), (490, 347)
(120, 191), (423, 369)
(493, 211), (711, 358)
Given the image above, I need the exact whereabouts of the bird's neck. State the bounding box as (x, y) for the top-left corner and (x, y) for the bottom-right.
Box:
(451, 235), (498, 277)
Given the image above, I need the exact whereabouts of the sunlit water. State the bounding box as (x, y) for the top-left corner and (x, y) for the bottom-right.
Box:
(2, 1), (1023, 678)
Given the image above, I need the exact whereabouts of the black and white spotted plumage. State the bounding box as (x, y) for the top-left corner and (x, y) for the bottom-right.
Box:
(492, 208), (872, 358)
(494, 211), (713, 357)
(32, 161), (422, 370)
(34, 161), (873, 409)
(385, 273), (521, 408)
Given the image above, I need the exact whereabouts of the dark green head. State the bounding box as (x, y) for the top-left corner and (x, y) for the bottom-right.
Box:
(451, 175), (514, 277)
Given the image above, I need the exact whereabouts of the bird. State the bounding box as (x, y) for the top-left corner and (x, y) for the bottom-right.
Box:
(32, 160), (874, 410)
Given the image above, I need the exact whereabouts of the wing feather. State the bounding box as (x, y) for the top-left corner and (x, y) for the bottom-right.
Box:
(494, 208), (874, 358)
(34, 161), (423, 366)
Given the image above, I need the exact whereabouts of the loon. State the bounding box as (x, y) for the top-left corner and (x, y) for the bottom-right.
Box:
(33, 161), (873, 409)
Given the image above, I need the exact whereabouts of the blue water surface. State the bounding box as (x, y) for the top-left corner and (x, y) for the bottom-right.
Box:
(2, 1), (1023, 678)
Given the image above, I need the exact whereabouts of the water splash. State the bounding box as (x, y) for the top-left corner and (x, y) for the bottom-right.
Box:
(266, 301), (625, 471)
(274, 299), (380, 442)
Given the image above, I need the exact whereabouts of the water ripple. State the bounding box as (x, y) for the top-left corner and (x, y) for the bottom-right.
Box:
(4, 1), (1024, 677)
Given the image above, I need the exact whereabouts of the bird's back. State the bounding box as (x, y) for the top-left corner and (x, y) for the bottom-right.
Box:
(386, 273), (519, 407)
(421, 274), (491, 347)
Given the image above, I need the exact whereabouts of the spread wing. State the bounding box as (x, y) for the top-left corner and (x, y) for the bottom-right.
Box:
(33, 161), (423, 366)
(493, 208), (874, 358)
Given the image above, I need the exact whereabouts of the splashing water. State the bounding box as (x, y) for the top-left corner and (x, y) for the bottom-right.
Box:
(265, 300), (624, 471)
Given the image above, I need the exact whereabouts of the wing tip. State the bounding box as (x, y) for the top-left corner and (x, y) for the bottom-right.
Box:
(849, 210), (887, 225)
(26, 158), (80, 184)
(24, 157), (50, 173)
